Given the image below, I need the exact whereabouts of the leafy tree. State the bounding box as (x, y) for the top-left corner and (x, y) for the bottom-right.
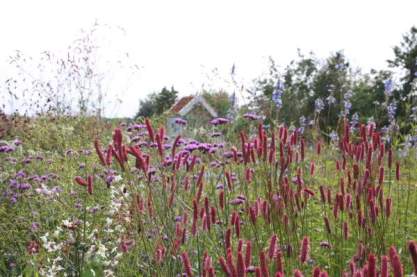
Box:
(388, 26), (417, 132)
(135, 86), (178, 118)
(202, 90), (231, 117)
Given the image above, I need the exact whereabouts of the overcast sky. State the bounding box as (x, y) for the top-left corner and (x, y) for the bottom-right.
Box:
(1, 0), (416, 117)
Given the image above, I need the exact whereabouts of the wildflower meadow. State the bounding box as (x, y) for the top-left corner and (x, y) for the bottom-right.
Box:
(1, 112), (417, 277)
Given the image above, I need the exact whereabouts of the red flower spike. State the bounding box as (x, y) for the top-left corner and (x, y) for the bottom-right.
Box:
(145, 118), (155, 142)
(389, 246), (403, 277)
(181, 251), (194, 277)
(74, 176), (88, 186)
(268, 234), (277, 259)
(299, 236), (310, 264)
(106, 144), (113, 166)
(313, 267), (321, 277)
(245, 240), (252, 268)
(237, 251), (246, 277)
(259, 251), (270, 277)
(367, 253), (376, 277)
(381, 255), (389, 277)
(294, 269), (304, 277)
(408, 241), (417, 275)
(87, 175), (93, 195)
(219, 256), (231, 277)
(94, 139), (106, 166)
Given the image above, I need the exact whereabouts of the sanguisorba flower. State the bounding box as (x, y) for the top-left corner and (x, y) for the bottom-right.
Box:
(74, 176), (93, 195)
(299, 236), (310, 264)
(408, 240), (417, 275)
(388, 246), (403, 277)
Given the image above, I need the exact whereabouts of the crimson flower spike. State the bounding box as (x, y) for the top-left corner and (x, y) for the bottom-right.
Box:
(409, 241), (417, 275)
(74, 176), (88, 186)
(181, 251), (194, 277)
(94, 139), (106, 166)
(87, 175), (93, 195)
(155, 133), (164, 158)
(112, 128), (123, 150)
(389, 246), (404, 277)
(171, 135), (181, 159)
(381, 255), (389, 277)
(145, 118), (155, 142)
(106, 144), (113, 166)
(367, 253), (376, 277)
(299, 236), (310, 264)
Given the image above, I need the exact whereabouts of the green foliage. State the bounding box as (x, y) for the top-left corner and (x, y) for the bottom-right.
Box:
(202, 90), (232, 117)
(135, 86), (178, 118)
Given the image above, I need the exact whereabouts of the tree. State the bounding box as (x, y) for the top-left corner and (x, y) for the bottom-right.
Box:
(135, 86), (178, 118)
(202, 90), (231, 117)
(388, 26), (417, 132)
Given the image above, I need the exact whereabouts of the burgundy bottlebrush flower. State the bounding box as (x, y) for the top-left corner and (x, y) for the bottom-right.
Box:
(219, 256), (231, 276)
(235, 215), (241, 237)
(300, 138), (305, 161)
(181, 251), (194, 277)
(378, 166), (384, 185)
(145, 118), (155, 142)
(310, 161), (315, 176)
(299, 236), (310, 264)
(319, 271), (328, 277)
(106, 144), (113, 166)
(388, 149), (393, 169)
(225, 171), (233, 190)
(259, 251), (270, 277)
(275, 250), (284, 274)
(225, 228), (232, 250)
(237, 251), (246, 277)
(74, 176), (88, 186)
(255, 267), (262, 277)
(408, 240), (417, 275)
(316, 140), (321, 155)
(313, 267), (321, 277)
(87, 175), (93, 195)
(268, 234), (277, 259)
(226, 249), (237, 277)
(381, 255), (389, 277)
(293, 269), (304, 277)
(343, 221), (349, 240)
(389, 246), (403, 277)
(155, 134), (164, 158)
(171, 135), (181, 158)
(367, 253), (376, 277)
(191, 199), (198, 236)
(245, 240), (252, 267)
(94, 139), (106, 166)
(219, 190), (225, 210)
(319, 186), (326, 203)
(113, 128), (123, 150)
(385, 198), (392, 218)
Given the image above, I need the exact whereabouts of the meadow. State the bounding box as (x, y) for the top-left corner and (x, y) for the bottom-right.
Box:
(1, 114), (417, 277)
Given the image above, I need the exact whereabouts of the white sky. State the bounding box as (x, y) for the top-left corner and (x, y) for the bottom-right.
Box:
(1, 0), (416, 117)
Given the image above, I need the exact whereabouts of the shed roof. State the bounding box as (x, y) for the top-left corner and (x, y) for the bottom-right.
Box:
(169, 95), (218, 118)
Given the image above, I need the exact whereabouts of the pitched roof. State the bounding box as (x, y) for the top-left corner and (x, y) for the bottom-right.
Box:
(170, 96), (194, 113)
(170, 95), (218, 117)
